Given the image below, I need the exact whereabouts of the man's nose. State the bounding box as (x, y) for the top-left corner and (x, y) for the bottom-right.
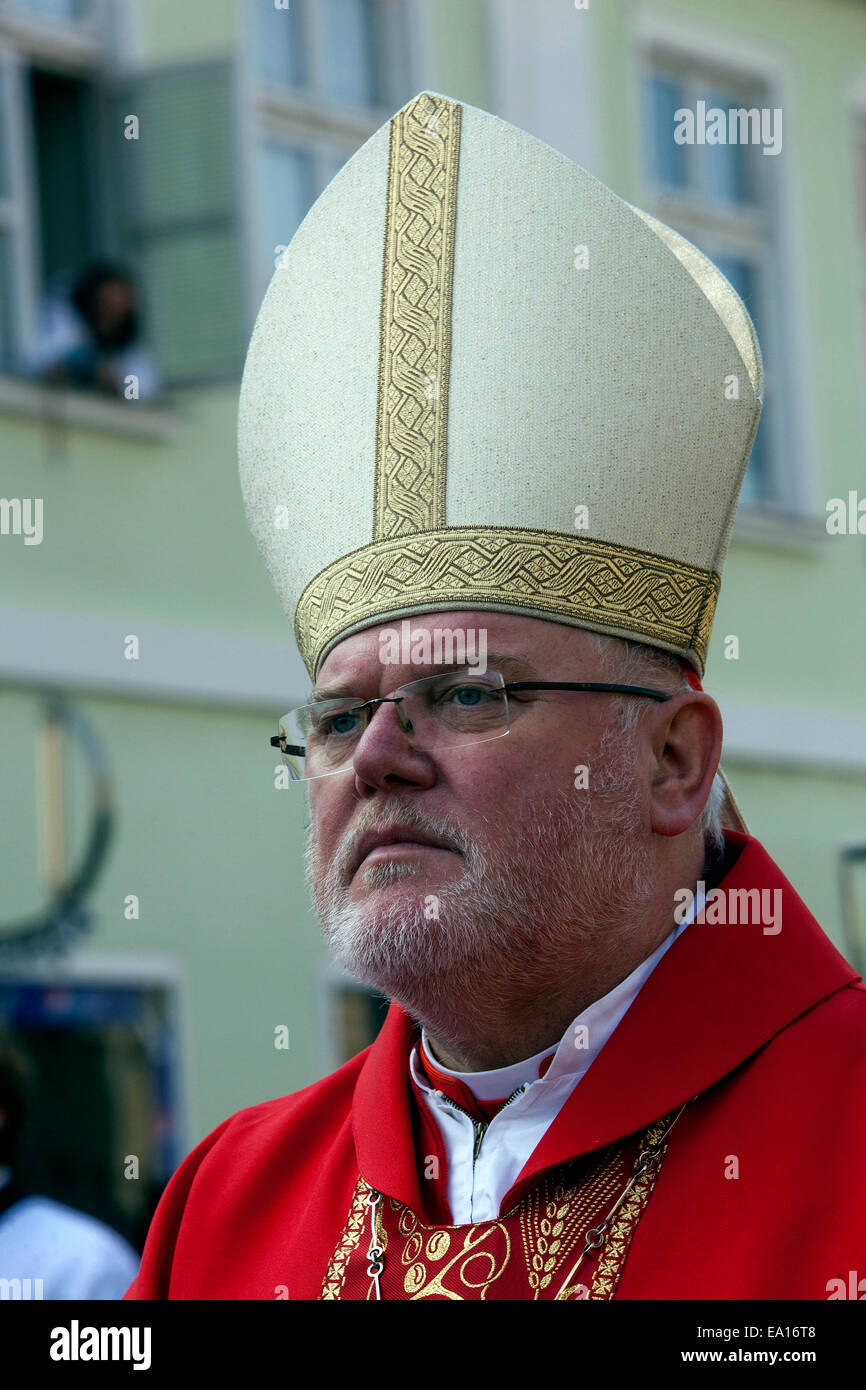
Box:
(351, 697), (436, 795)
(363, 695), (413, 733)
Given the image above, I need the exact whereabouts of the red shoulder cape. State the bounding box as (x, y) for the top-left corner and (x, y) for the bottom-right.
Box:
(123, 832), (866, 1300)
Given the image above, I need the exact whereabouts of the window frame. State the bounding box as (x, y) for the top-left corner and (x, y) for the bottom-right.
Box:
(0, 3), (111, 374)
(317, 959), (390, 1072)
(0, 45), (38, 362)
(850, 95), (866, 453)
(240, 0), (420, 317)
(0, 0), (107, 58)
(632, 11), (817, 523)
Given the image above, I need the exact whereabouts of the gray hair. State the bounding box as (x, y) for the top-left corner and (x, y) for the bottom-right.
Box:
(585, 631), (726, 863)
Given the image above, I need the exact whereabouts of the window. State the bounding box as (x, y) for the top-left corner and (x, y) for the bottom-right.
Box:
(0, 229), (13, 367)
(5, 0), (87, 21)
(0, 976), (181, 1251)
(641, 59), (783, 508)
(253, 0), (309, 90)
(319, 974), (390, 1069)
(323, 0), (380, 108)
(256, 139), (315, 286)
(840, 843), (866, 974)
(29, 67), (99, 286)
(246, 0), (413, 302)
(0, 58), (18, 369)
(0, 1), (416, 392)
(251, 0), (404, 110)
(109, 62), (246, 386)
(0, 4), (245, 394)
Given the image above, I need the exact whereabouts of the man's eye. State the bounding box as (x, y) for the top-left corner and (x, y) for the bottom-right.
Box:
(319, 710), (361, 736)
(442, 684), (494, 706)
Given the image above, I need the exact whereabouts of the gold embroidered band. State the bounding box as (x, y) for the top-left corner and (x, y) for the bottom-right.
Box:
(584, 1112), (675, 1299)
(320, 1110), (678, 1301)
(373, 92), (461, 540)
(295, 526), (720, 679)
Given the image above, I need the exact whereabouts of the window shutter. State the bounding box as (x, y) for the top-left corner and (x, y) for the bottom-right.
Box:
(107, 61), (245, 387)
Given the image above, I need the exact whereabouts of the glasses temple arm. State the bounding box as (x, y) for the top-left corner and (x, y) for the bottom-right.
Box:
(500, 682), (671, 702)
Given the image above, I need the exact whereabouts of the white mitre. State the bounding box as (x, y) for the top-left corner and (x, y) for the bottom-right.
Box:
(238, 90), (762, 831)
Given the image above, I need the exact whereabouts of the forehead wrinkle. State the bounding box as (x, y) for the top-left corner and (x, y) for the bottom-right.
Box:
(310, 650), (538, 702)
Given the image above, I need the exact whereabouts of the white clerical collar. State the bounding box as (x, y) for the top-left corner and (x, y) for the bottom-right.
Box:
(418, 886), (707, 1102)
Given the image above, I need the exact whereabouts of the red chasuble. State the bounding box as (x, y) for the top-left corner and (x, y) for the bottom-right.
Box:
(123, 832), (866, 1301)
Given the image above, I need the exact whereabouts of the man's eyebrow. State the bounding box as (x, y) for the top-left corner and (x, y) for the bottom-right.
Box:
(310, 652), (538, 701)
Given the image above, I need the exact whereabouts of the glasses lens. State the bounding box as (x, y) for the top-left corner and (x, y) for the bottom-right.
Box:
(400, 668), (508, 748)
(278, 668), (509, 782)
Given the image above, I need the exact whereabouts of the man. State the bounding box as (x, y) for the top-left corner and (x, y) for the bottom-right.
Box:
(25, 260), (161, 400)
(124, 92), (866, 1300)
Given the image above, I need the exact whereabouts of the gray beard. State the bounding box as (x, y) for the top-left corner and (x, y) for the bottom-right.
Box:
(304, 722), (657, 1059)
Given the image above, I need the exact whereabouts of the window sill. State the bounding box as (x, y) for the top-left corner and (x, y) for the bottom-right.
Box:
(0, 373), (176, 442)
(0, 10), (104, 68)
(730, 503), (833, 554)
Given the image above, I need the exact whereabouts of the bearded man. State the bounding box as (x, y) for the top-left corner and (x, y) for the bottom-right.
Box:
(124, 92), (866, 1302)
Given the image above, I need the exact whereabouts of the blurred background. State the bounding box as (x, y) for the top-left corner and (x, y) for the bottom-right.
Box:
(0, 0), (865, 1280)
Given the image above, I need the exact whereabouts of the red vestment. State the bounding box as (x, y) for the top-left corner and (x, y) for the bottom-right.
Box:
(123, 832), (866, 1300)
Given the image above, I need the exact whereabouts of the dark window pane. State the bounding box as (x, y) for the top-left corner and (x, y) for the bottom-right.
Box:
(0, 66), (9, 199)
(711, 253), (768, 501)
(644, 74), (688, 189)
(30, 69), (96, 284)
(252, 0), (308, 89)
(257, 140), (315, 286)
(693, 88), (751, 205)
(334, 986), (388, 1062)
(324, 0), (379, 107)
(712, 254), (756, 320)
(0, 981), (181, 1253)
(9, 0), (84, 18)
(0, 230), (15, 368)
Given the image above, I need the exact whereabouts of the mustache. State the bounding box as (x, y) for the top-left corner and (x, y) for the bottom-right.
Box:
(306, 798), (477, 889)
(304, 720), (643, 897)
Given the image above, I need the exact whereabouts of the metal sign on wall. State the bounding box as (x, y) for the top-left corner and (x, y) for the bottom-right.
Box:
(0, 694), (115, 962)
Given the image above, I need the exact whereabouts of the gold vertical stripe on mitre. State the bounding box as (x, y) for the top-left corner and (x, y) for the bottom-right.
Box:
(373, 93), (462, 540)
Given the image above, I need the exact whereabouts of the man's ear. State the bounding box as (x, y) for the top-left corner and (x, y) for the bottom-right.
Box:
(646, 691), (723, 837)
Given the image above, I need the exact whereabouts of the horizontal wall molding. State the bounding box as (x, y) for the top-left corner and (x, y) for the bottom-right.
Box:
(1, 603), (865, 772)
(716, 699), (866, 775)
(0, 603), (308, 710)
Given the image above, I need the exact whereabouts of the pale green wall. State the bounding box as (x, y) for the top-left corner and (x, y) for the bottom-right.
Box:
(137, 0), (238, 63)
(723, 757), (864, 955)
(0, 387), (282, 641)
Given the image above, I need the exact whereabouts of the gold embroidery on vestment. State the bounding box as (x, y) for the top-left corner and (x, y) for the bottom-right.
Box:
(319, 1176), (368, 1300)
(590, 1114), (674, 1299)
(319, 1115), (675, 1300)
